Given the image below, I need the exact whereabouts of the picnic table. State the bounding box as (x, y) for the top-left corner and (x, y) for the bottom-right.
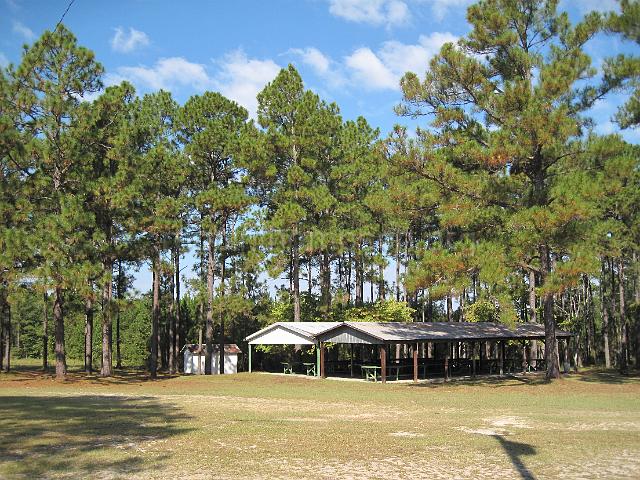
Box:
(361, 364), (403, 382)
(361, 365), (380, 382)
(302, 362), (316, 376)
(281, 362), (294, 374)
(281, 361), (316, 376)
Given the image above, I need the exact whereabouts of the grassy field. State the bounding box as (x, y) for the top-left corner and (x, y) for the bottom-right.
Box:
(0, 363), (639, 479)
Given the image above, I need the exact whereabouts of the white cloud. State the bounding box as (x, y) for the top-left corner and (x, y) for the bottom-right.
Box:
(289, 47), (330, 75)
(12, 20), (35, 41)
(116, 57), (211, 91)
(213, 50), (281, 117)
(344, 32), (457, 90)
(328, 0), (410, 27)
(111, 27), (150, 53)
(345, 47), (398, 90)
(428, 0), (474, 21)
(0, 53), (8, 68)
(559, 0), (619, 14)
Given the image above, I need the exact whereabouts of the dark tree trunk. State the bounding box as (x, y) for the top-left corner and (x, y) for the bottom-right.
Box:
(205, 231), (216, 375)
(54, 286), (66, 379)
(150, 247), (161, 379)
(378, 235), (385, 300)
(528, 269), (537, 368)
(601, 258), (611, 367)
(42, 291), (48, 370)
(175, 243), (181, 372)
(1, 289), (10, 372)
(84, 292), (93, 373)
(346, 250), (352, 302)
(540, 245), (560, 379)
(395, 231), (401, 301)
(446, 295), (452, 322)
(355, 242), (364, 307)
(115, 260), (123, 369)
(618, 258), (628, 374)
(321, 251), (331, 317)
(634, 251), (640, 367)
(292, 227), (301, 322)
(168, 247), (176, 375)
(219, 223), (227, 374)
(101, 260), (113, 377)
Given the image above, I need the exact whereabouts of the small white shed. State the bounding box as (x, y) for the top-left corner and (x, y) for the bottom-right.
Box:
(183, 344), (242, 374)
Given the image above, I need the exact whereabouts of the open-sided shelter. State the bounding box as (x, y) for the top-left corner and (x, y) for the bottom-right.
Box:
(245, 321), (573, 382)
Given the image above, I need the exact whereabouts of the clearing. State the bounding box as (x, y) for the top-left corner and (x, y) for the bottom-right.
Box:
(0, 366), (639, 479)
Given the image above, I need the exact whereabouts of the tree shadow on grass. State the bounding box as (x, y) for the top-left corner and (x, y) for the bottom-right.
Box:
(0, 365), (180, 386)
(574, 369), (640, 385)
(0, 394), (192, 478)
(404, 374), (550, 389)
(493, 434), (537, 480)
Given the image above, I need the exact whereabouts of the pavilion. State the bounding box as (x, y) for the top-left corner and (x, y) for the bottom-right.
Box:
(245, 321), (574, 382)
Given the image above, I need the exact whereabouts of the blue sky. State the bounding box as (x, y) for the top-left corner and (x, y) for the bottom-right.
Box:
(1, 0), (637, 295)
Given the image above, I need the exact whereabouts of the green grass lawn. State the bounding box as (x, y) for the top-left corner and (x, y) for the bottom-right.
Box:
(1, 362), (639, 479)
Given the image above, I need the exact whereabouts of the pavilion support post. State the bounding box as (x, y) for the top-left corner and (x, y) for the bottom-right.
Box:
(499, 340), (504, 375)
(521, 340), (527, 373)
(320, 342), (326, 379)
(248, 344), (252, 373)
(413, 344), (418, 382)
(444, 343), (450, 382)
(471, 341), (476, 378)
(479, 341), (483, 373)
(316, 344), (321, 377)
(350, 343), (354, 377)
(380, 345), (387, 383)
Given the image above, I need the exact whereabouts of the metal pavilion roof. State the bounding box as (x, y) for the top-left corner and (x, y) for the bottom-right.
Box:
(246, 321), (572, 345)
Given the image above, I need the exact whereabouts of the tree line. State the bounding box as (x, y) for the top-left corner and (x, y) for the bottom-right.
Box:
(1, 0), (639, 380)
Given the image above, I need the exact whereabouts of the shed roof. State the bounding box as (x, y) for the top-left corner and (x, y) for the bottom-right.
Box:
(184, 344), (243, 354)
(246, 321), (572, 345)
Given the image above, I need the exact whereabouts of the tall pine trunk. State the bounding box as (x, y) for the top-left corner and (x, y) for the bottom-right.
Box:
(540, 245), (560, 379)
(601, 258), (611, 367)
(219, 223), (227, 374)
(150, 247), (161, 379)
(54, 286), (66, 379)
(101, 260), (113, 377)
(528, 269), (537, 368)
(42, 291), (48, 370)
(618, 258), (628, 373)
(115, 260), (123, 369)
(168, 246), (176, 375)
(1, 288), (10, 373)
(395, 231), (401, 301)
(378, 236), (385, 301)
(205, 231), (216, 375)
(355, 241), (364, 306)
(175, 242), (181, 372)
(321, 251), (331, 317)
(292, 227), (301, 322)
(84, 292), (93, 373)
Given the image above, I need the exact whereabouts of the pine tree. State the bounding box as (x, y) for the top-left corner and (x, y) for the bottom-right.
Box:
(397, 0), (613, 379)
(178, 91), (251, 374)
(11, 25), (103, 379)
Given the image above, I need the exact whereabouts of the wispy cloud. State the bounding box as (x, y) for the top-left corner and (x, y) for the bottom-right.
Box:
(426, 0), (474, 21)
(12, 20), (35, 41)
(559, 0), (619, 14)
(109, 51), (281, 117)
(0, 52), (8, 68)
(114, 57), (210, 91)
(213, 50), (281, 117)
(110, 27), (150, 53)
(344, 32), (457, 90)
(328, 0), (410, 28)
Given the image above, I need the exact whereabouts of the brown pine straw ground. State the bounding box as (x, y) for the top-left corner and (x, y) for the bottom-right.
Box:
(0, 363), (639, 479)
